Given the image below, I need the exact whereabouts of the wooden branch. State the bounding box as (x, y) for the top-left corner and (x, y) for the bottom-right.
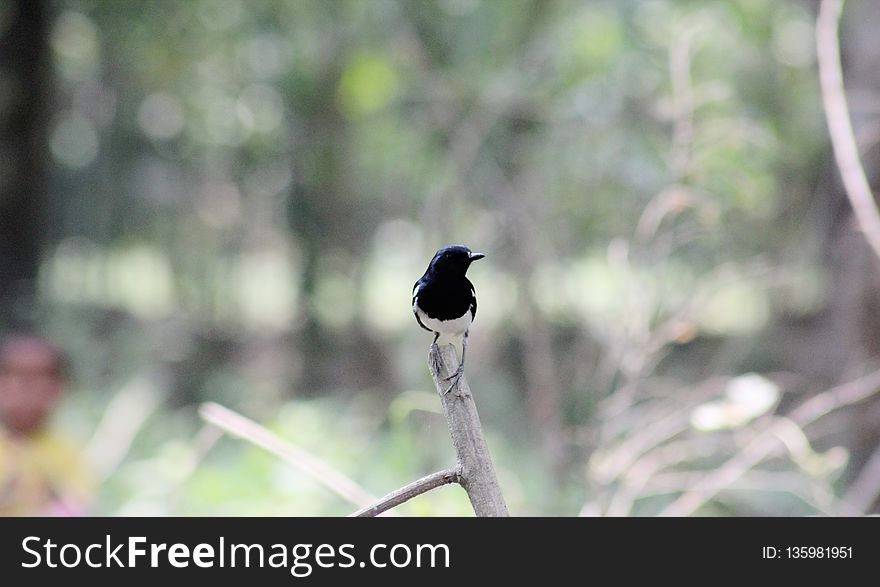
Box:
(199, 402), (384, 512)
(349, 467), (461, 517)
(817, 0), (880, 261)
(428, 344), (509, 516)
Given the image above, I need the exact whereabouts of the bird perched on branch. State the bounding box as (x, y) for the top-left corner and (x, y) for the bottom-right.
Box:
(413, 245), (485, 394)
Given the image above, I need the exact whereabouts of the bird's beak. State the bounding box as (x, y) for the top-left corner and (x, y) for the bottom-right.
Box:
(469, 252), (486, 261)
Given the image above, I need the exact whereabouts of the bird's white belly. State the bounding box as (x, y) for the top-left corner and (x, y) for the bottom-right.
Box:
(414, 303), (472, 343)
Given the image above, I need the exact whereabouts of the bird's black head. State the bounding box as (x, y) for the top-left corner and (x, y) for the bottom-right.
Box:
(427, 245), (485, 276)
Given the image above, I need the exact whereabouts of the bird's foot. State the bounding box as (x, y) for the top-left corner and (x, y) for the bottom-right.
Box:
(442, 365), (465, 395)
(429, 343), (443, 374)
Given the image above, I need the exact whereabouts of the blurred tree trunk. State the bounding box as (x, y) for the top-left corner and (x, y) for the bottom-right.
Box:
(286, 10), (390, 395)
(0, 0), (50, 330)
(826, 1), (880, 508)
(777, 0), (880, 510)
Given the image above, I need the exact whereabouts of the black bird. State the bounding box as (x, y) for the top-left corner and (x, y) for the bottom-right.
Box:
(412, 245), (485, 393)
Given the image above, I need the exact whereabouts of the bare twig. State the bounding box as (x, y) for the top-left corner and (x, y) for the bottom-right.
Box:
(667, 25), (700, 180)
(350, 467), (461, 517)
(634, 470), (847, 516)
(817, 0), (880, 261)
(788, 368), (880, 424)
(199, 402), (382, 512)
(84, 370), (162, 482)
(429, 344), (509, 516)
(589, 406), (691, 486)
(660, 367), (880, 516)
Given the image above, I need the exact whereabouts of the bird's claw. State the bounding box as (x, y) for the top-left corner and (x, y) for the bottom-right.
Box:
(443, 363), (463, 382)
(442, 367), (464, 395)
(429, 343), (443, 373)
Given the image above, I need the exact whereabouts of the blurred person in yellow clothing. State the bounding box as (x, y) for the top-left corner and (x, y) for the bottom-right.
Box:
(0, 334), (94, 516)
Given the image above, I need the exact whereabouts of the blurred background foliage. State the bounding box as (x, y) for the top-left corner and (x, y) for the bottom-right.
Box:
(2, 0), (880, 515)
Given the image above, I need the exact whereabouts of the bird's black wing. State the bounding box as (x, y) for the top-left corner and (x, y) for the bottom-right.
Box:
(467, 278), (477, 321)
(412, 279), (433, 332)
